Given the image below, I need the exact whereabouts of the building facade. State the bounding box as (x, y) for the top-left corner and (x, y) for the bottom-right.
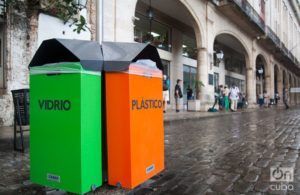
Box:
(0, 0), (299, 126)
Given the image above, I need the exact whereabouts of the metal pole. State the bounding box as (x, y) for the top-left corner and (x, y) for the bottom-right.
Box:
(261, 74), (263, 95)
(96, 0), (103, 43)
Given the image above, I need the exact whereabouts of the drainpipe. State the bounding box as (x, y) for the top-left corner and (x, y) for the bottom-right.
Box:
(96, 0), (103, 43)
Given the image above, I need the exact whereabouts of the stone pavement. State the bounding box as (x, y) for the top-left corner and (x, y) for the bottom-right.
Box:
(1, 107), (300, 194)
(163, 108), (252, 122)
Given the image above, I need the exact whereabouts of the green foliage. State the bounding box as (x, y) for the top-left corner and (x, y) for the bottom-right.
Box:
(194, 80), (204, 91)
(6, 0), (89, 34)
(193, 80), (204, 100)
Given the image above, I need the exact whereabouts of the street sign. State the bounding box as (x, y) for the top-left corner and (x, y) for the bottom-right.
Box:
(290, 88), (300, 93)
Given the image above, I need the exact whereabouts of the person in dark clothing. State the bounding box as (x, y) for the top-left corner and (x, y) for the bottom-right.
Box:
(283, 88), (290, 109)
(187, 85), (193, 100)
(174, 79), (183, 112)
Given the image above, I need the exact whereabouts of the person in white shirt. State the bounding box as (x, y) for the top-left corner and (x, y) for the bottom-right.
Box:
(229, 85), (240, 112)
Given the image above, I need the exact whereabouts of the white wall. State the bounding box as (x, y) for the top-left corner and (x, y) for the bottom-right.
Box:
(38, 13), (91, 46)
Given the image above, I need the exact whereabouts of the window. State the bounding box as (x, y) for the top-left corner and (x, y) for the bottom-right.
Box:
(182, 34), (197, 60)
(224, 56), (246, 75)
(225, 76), (245, 93)
(214, 73), (219, 92)
(134, 13), (171, 52)
(183, 65), (197, 103)
(162, 60), (170, 78)
(162, 60), (170, 104)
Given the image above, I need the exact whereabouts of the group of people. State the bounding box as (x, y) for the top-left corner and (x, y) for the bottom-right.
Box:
(163, 75), (291, 113)
(163, 75), (247, 113)
(257, 91), (271, 108)
(214, 84), (246, 112)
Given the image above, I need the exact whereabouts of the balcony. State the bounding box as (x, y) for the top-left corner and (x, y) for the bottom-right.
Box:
(231, 0), (265, 32)
(0, 0), (5, 22)
(265, 26), (280, 48)
(213, 0), (265, 36)
(212, 0), (300, 72)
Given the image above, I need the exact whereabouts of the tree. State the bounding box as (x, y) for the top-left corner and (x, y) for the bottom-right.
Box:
(6, 0), (89, 33)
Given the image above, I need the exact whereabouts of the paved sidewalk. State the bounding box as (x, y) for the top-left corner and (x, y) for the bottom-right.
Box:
(163, 107), (268, 122)
(0, 106), (298, 194)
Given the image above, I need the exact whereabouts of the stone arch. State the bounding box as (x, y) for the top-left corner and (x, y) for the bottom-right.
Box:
(213, 30), (250, 63)
(255, 54), (271, 101)
(179, 0), (205, 48)
(212, 32), (250, 102)
(133, 0), (205, 48)
(255, 54), (270, 76)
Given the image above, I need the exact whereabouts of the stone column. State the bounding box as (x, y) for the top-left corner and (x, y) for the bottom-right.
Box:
(297, 79), (300, 105)
(285, 75), (290, 105)
(269, 64), (275, 100)
(170, 29), (183, 109)
(196, 47), (208, 102)
(277, 70), (284, 107)
(291, 78), (295, 105)
(246, 67), (257, 108)
(296, 78), (300, 104)
(265, 75), (272, 98)
(295, 78), (298, 105)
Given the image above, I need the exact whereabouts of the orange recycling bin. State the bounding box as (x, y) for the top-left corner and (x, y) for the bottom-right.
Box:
(103, 42), (165, 189)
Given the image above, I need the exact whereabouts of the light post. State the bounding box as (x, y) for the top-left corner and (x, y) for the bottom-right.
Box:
(147, 0), (154, 42)
(215, 50), (224, 66)
(73, 0), (87, 9)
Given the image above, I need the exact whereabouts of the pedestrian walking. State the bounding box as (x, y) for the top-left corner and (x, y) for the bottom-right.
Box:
(275, 92), (280, 104)
(258, 93), (264, 108)
(283, 88), (290, 109)
(162, 75), (170, 113)
(223, 85), (230, 111)
(174, 79), (183, 112)
(229, 84), (240, 112)
(263, 91), (269, 108)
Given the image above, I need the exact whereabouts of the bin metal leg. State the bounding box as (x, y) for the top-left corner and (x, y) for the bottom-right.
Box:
(14, 100), (25, 152)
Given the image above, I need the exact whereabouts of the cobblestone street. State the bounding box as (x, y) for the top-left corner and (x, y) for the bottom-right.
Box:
(1, 108), (300, 194)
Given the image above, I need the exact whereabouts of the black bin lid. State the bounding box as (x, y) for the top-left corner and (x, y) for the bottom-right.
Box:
(29, 38), (103, 72)
(102, 42), (163, 72)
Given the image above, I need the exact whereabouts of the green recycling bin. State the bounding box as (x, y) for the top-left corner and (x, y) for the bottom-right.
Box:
(29, 39), (103, 194)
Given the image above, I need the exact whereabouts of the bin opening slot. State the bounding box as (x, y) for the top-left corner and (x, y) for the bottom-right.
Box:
(46, 73), (61, 76)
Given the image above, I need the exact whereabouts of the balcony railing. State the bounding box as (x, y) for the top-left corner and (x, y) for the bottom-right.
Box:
(213, 0), (299, 67)
(231, 0), (265, 33)
(282, 44), (289, 57)
(266, 26), (280, 48)
(0, 0), (5, 18)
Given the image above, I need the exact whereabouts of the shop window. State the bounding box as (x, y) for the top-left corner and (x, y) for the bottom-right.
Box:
(214, 73), (219, 92)
(182, 34), (197, 60)
(162, 60), (170, 104)
(134, 13), (171, 52)
(225, 76), (245, 93)
(224, 55), (246, 75)
(183, 65), (196, 104)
